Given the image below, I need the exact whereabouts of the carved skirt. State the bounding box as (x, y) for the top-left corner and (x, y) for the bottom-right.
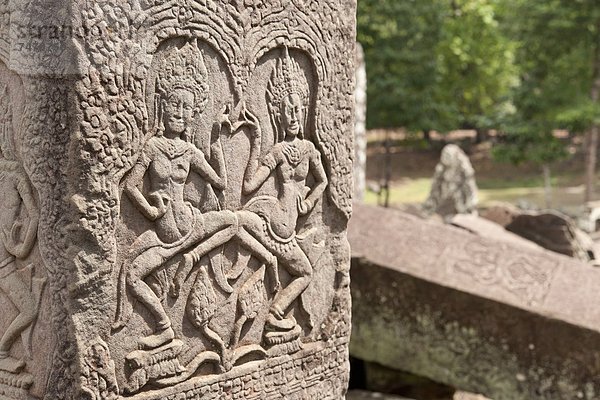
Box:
(244, 196), (297, 256)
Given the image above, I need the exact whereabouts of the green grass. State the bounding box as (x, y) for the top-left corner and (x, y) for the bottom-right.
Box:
(364, 178), (432, 205)
(365, 176), (586, 211)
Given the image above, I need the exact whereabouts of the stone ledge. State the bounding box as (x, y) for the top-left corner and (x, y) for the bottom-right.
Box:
(349, 204), (600, 332)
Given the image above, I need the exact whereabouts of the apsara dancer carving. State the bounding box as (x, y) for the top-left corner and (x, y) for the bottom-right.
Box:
(0, 84), (45, 374)
(113, 40), (276, 350)
(236, 47), (328, 341)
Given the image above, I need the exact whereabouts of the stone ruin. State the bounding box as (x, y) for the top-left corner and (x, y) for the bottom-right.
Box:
(0, 1), (355, 399)
(350, 204), (600, 400)
(423, 144), (478, 218)
(354, 42), (367, 202)
(482, 205), (597, 264)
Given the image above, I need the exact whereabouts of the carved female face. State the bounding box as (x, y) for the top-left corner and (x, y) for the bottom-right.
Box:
(280, 93), (304, 138)
(162, 88), (195, 136)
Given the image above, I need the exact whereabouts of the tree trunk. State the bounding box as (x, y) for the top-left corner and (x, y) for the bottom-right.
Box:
(585, 25), (600, 203)
(542, 164), (552, 209)
(475, 128), (487, 144)
(383, 131), (392, 208)
(585, 127), (599, 203)
(378, 130), (392, 208)
(423, 129), (431, 143)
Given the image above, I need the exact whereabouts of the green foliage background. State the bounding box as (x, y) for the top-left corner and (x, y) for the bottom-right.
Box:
(357, 0), (600, 167)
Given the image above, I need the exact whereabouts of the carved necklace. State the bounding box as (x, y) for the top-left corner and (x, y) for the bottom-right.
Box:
(282, 141), (303, 167)
(156, 137), (188, 160)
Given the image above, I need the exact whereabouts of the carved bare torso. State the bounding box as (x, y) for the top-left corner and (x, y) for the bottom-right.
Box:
(268, 139), (313, 238)
(145, 136), (196, 244)
(0, 161), (38, 263)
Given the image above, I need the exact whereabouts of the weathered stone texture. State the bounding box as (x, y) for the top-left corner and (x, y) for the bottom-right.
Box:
(505, 211), (595, 262)
(0, 1), (355, 398)
(350, 204), (600, 400)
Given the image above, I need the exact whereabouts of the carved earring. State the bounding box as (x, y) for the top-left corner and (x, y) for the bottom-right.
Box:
(302, 104), (309, 139)
(157, 98), (166, 136)
(275, 114), (284, 142)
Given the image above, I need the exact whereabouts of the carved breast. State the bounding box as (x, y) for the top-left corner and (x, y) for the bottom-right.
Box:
(150, 150), (190, 186)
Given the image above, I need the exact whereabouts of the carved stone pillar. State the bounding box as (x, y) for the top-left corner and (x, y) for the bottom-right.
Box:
(0, 1), (355, 399)
(354, 42), (367, 203)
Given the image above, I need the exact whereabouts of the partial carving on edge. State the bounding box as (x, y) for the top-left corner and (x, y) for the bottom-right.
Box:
(448, 240), (559, 306)
(81, 337), (119, 400)
(0, 82), (46, 398)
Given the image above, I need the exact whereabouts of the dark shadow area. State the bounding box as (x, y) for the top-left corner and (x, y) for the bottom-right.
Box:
(350, 357), (455, 400)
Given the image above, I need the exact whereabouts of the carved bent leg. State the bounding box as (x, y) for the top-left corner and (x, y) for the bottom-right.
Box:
(170, 211), (239, 297)
(126, 248), (175, 349)
(171, 211), (278, 296)
(234, 212), (312, 333)
(236, 211), (279, 293)
(0, 271), (36, 373)
(269, 243), (312, 323)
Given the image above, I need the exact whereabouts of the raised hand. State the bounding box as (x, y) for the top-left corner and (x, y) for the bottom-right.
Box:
(219, 104), (233, 134)
(231, 102), (261, 139)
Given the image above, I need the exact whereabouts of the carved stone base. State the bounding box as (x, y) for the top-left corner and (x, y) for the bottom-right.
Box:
(124, 339), (186, 394)
(266, 337), (303, 357)
(0, 370), (33, 400)
(125, 339), (349, 400)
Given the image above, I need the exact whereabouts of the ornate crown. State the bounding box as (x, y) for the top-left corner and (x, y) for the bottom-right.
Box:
(266, 47), (310, 139)
(156, 40), (209, 112)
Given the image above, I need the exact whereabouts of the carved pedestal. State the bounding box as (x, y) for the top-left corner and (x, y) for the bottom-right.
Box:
(0, 0), (355, 398)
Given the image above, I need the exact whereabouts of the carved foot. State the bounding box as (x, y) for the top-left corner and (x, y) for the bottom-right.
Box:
(264, 313), (302, 352)
(125, 339), (185, 394)
(0, 355), (25, 374)
(138, 326), (175, 350)
(265, 313), (296, 332)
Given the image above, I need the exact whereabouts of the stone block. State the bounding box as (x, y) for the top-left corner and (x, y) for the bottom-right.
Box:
(350, 204), (600, 400)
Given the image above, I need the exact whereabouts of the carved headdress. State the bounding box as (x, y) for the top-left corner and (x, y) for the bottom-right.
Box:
(154, 40), (209, 136)
(266, 47), (310, 142)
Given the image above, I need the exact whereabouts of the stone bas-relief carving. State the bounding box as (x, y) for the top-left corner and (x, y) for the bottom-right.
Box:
(0, 80), (46, 400)
(0, 0), (353, 397)
(65, 0), (354, 399)
(111, 40), (336, 395)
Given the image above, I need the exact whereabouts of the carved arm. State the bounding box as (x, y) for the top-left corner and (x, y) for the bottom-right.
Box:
(11, 177), (39, 259)
(191, 146), (226, 191)
(241, 116), (272, 195)
(123, 159), (164, 221)
(298, 145), (328, 215)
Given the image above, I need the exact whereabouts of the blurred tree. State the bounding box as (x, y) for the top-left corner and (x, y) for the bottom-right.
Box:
(357, 0), (450, 132)
(493, 119), (568, 207)
(494, 0), (600, 202)
(357, 0), (517, 140)
(436, 0), (517, 142)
